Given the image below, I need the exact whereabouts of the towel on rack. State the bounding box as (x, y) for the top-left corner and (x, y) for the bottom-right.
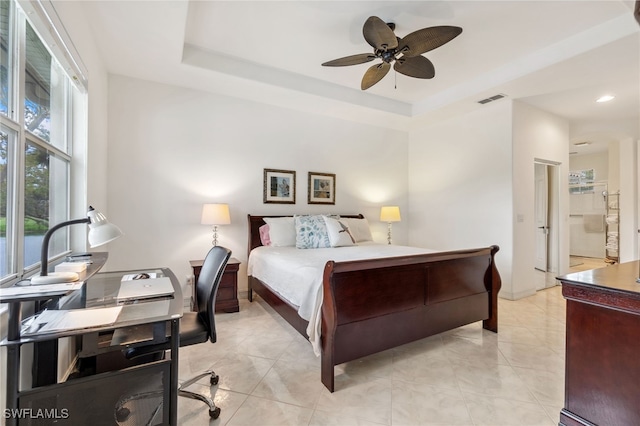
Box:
(583, 214), (604, 232)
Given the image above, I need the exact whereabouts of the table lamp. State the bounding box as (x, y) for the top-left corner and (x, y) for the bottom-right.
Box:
(31, 206), (124, 284)
(201, 203), (231, 246)
(380, 206), (401, 245)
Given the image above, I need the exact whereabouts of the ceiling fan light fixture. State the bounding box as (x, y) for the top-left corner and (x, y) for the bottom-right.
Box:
(322, 16), (462, 90)
(596, 95), (615, 103)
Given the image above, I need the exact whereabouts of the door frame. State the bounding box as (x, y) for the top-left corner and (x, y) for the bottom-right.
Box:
(534, 159), (561, 279)
(534, 162), (549, 272)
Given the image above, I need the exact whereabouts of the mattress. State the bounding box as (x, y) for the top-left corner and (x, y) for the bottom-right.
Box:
(248, 242), (434, 354)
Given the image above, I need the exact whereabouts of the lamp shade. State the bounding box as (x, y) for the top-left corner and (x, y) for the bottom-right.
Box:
(31, 206), (123, 285)
(87, 208), (124, 248)
(201, 203), (231, 225)
(380, 206), (401, 222)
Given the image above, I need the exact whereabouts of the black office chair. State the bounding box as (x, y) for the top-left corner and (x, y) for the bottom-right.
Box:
(117, 246), (231, 422)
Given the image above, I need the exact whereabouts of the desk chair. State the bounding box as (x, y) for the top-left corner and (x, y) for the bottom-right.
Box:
(118, 246), (231, 422)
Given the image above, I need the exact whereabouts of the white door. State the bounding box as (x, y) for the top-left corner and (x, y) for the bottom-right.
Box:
(535, 163), (549, 272)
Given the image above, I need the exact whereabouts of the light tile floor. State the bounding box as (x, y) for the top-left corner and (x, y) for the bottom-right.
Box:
(568, 256), (610, 272)
(177, 283), (572, 426)
(533, 256), (609, 291)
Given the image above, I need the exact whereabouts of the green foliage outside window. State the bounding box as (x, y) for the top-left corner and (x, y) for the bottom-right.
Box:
(0, 133), (50, 235)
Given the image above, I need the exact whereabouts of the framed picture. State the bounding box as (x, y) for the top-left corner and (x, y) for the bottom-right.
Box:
(263, 168), (296, 204)
(308, 172), (335, 205)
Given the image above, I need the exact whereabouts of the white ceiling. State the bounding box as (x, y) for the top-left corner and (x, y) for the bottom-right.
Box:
(77, 1), (640, 155)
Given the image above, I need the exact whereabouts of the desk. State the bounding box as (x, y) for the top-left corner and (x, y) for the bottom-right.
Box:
(1, 259), (183, 426)
(557, 261), (640, 426)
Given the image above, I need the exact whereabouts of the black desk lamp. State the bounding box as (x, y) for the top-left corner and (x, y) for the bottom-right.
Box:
(30, 206), (123, 284)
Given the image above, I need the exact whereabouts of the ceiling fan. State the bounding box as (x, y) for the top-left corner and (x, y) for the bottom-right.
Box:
(322, 16), (462, 90)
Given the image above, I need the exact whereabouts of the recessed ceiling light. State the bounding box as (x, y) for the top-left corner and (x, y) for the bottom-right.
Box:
(573, 141), (591, 146)
(596, 95), (615, 103)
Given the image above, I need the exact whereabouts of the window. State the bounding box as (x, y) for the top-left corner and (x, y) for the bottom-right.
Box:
(569, 169), (595, 194)
(0, 0), (83, 283)
(1, 0), (12, 118)
(0, 126), (13, 277)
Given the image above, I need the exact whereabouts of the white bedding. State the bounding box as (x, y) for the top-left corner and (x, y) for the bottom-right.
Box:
(247, 243), (434, 355)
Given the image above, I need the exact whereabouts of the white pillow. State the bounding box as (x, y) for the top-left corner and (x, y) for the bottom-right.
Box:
(263, 217), (296, 247)
(323, 216), (355, 247)
(340, 217), (373, 242)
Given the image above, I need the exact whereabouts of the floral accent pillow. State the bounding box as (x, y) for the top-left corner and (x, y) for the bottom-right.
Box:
(295, 215), (331, 249)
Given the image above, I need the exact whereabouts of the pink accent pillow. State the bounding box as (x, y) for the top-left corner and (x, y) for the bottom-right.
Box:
(259, 224), (271, 246)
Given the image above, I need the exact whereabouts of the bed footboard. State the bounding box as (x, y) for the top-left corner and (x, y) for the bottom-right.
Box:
(249, 276), (309, 337)
(320, 245), (500, 392)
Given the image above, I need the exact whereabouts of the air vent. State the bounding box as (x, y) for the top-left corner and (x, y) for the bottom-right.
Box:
(478, 93), (507, 104)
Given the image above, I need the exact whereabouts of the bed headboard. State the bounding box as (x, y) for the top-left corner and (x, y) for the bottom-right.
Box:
(247, 214), (365, 256)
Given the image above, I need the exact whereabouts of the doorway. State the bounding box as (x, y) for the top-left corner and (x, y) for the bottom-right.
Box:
(568, 181), (607, 261)
(534, 160), (560, 289)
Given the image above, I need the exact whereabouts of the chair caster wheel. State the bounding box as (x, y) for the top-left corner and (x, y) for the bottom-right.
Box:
(210, 374), (219, 385)
(115, 407), (131, 422)
(209, 407), (221, 419)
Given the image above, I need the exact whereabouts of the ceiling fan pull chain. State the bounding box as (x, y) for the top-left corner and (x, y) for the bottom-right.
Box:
(394, 70), (397, 89)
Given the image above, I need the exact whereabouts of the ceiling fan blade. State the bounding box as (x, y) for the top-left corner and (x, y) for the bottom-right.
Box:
(322, 53), (377, 67)
(363, 16), (398, 51)
(394, 56), (435, 79)
(398, 26), (462, 57)
(361, 62), (390, 90)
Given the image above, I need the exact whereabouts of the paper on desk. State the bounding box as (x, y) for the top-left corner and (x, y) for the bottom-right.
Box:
(0, 281), (84, 298)
(24, 306), (123, 334)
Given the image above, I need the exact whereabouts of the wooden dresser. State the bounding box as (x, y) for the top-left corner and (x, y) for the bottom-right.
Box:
(557, 261), (640, 426)
(190, 257), (240, 313)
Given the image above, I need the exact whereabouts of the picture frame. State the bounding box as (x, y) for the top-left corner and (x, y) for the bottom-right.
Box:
(308, 172), (335, 205)
(263, 168), (296, 204)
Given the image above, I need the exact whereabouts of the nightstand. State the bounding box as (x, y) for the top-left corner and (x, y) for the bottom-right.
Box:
(189, 257), (240, 313)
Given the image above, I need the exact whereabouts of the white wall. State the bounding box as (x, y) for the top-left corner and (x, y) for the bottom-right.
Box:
(618, 137), (639, 262)
(408, 101), (514, 297)
(609, 140), (621, 193)
(512, 101), (570, 299)
(106, 75), (410, 296)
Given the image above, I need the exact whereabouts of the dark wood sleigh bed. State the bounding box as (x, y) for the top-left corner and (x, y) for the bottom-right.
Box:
(247, 214), (501, 392)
